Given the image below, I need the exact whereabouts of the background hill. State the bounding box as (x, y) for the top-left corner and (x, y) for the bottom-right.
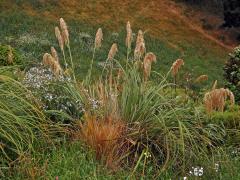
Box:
(0, 0), (239, 83)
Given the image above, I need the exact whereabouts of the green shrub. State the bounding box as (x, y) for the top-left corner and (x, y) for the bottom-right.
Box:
(0, 45), (23, 66)
(224, 45), (240, 103)
(210, 107), (240, 128)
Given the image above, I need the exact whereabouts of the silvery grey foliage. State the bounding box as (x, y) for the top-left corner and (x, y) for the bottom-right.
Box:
(23, 65), (84, 120)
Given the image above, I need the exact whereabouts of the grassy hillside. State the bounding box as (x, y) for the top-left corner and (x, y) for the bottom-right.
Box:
(1, 1), (240, 179)
(0, 0), (235, 84)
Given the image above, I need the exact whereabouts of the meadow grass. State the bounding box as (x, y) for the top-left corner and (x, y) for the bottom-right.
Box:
(1, 3), (240, 180)
(0, 9), (227, 84)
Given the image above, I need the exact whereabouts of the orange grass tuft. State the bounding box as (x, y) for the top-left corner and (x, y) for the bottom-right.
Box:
(80, 114), (126, 169)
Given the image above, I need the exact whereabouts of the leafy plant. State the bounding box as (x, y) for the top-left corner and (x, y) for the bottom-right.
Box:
(0, 45), (23, 66)
(224, 45), (240, 103)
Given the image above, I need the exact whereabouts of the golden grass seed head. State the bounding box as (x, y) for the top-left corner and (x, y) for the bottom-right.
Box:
(134, 30), (146, 60)
(143, 52), (157, 81)
(55, 26), (64, 51)
(171, 59), (184, 77)
(51, 47), (59, 62)
(60, 18), (69, 44)
(42, 53), (52, 66)
(95, 28), (103, 49)
(108, 43), (118, 61)
(195, 75), (208, 83)
(126, 21), (132, 49)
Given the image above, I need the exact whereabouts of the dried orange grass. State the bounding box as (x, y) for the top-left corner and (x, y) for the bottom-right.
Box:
(204, 88), (235, 114)
(80, 114), (125, 169)
(143, 52), (157, 81)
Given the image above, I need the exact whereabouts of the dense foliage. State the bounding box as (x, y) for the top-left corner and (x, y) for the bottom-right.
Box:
(0, 45), (23, 66)
(224, 45), (240, 103)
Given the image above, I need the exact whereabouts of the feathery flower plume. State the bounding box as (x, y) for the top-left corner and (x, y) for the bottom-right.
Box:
(195, 75), (208, 83)
(60, 18), (69, 44)
(42, 53), (52, 66)
(134, 30), (145, 60)
(107, 43), (118, 61)
(204, 88), (235, 114)
(126, 21), (132, 49)
(51, 47), (59, 62)
(171, 59), (184, 77)
(51, 60), (62, 77)
(55, 27), (64, 51)
(42, 53), (62, 77)
(7, 46), (13, 64)
(95, 28), (103, 49)
(143, 52), (157, 81)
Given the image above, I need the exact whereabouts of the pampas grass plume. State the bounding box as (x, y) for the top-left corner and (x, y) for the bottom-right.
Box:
(108, 43), (118, 60)
(51, 47), (59, 62)
(134, 30), (145, 60)
(60, 18), (69, 44)
(143, 52), (157, 81)
(171, 59), (184, 77)
(126, 21), (132, 49)
(95, 28), (103, 49)
(55, 27), (64, 51)
(195, 75), (208, 83)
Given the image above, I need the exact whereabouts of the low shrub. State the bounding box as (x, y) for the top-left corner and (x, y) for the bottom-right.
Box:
(224, 45), (240, 103)
(0, 45), (23, 66)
